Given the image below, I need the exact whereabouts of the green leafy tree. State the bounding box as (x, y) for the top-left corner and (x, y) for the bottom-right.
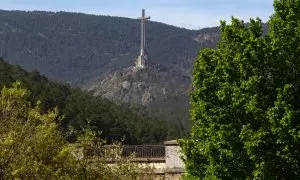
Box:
(0, 82), (152, 179)
(180, 0), (300, 179)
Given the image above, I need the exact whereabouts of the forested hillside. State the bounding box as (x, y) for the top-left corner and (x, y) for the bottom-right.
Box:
(0, 9), (222, 136)
(0, 57), (170, 144)
(0, 10), (267, 138)
(0, 10), (220, 84)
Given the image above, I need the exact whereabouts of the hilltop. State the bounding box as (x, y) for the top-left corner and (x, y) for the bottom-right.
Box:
(0, 9), (223, 134)
(0, 10), (220, 84)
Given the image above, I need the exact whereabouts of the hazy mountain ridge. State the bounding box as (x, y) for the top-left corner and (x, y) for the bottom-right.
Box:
(0, 9), (222, 132)
(0, 9), (220, 85)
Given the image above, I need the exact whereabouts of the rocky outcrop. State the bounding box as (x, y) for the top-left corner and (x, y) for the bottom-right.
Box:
(86, 65), (191, 105)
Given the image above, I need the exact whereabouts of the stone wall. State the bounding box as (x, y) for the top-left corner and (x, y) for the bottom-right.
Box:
(164, 140), (185, 179)
(101, 140), (186, 179)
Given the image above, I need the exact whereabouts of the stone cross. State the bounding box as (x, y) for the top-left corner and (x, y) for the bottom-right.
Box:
(136, 9), (150, 68)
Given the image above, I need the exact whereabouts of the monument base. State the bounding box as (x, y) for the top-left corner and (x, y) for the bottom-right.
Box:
(135, 55), (147, 68)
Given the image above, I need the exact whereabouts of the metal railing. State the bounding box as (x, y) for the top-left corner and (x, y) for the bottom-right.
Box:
(122, 145), (165, 158)
(84, 145), (165, 159)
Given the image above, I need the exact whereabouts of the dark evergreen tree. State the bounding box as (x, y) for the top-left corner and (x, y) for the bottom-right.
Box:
(0, 57), (167, 144)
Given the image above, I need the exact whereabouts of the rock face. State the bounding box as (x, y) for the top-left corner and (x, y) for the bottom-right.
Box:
(86, 65), (191, 105)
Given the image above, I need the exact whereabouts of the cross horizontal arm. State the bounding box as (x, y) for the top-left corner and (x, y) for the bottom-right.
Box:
(138, 16), (151, 20)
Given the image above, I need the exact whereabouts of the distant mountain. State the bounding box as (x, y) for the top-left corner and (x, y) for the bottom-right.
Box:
(0, 10), (220, 85)
(0, 9), (270, 136)
(0, 10), (235, 134)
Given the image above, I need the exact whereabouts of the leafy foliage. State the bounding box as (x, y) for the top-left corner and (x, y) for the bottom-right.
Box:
(0, 82), (151, 179)
(180, 0), (300, 179)
(0, 57), (168, 144)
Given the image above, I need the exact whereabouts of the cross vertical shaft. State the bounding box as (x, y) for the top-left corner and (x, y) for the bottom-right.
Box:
(136, 9), (150, 68)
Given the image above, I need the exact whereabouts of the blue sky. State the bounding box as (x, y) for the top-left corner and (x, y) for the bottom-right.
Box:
(0, 0), (274, 29)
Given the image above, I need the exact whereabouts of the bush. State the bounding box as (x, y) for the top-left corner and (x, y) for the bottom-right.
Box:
(0, 82), (153, 179)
